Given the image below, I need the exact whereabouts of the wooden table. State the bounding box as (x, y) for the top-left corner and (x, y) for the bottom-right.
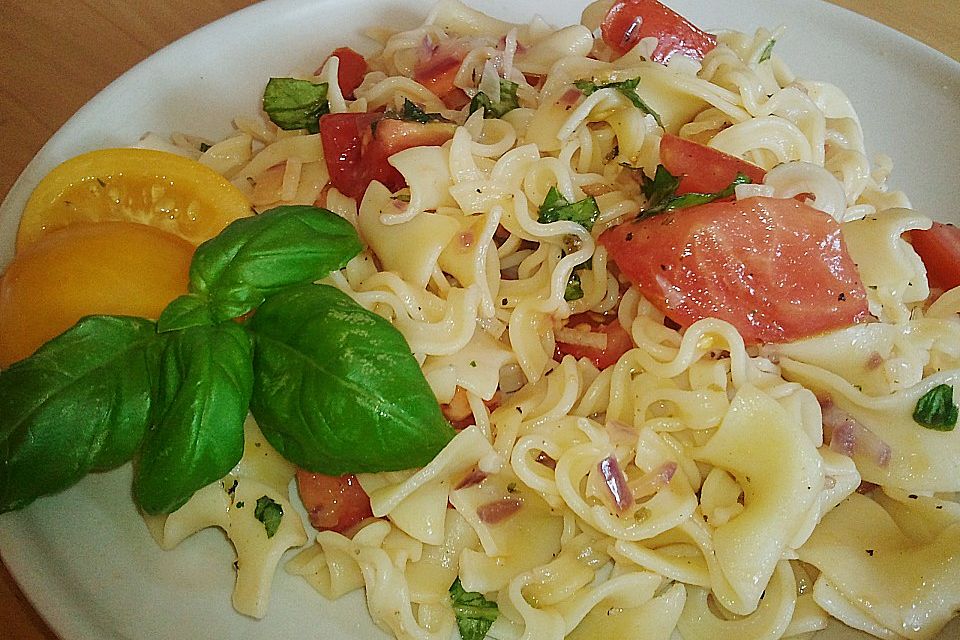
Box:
(0, 1), (958, 638)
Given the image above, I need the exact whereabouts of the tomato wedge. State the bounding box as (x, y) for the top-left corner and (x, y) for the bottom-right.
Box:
(599, 197), (870, 344)
(659, 133), (766, 195)
(555, 313), (634, 369)
(600, 0), (717, 63)
(295, 469), (373, 534)
(327, 46), (368, 99)
(909, 221), (960, 292)
(414, 54), (470, 109)
(319, 113), (455, 200)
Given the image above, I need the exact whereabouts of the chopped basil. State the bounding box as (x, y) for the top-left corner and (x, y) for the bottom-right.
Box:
(198, 142), (212, 153)
(394, 98), (451, 124)
(574, 77), (663, 128)
(564, 272), (584, 301)
(537, 186), (600, 231)
(450, 578), (498, 640)
(913, 384), (958, 431)
(637, 164), (753, 218)
(759, 38), (776, 63)
(262, 77), (329, 134)
(469, 79), (520, 119)
(254, 495), (283, 538)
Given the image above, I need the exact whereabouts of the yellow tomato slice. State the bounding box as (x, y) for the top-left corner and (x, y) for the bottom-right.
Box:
(0, 221), (193, 367)
(16, 148), (253, 251)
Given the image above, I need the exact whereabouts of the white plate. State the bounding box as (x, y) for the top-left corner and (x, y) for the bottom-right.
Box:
(1, 1), (959, 639)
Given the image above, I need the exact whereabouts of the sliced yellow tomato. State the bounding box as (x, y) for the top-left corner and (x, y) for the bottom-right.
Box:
(0, 221), (193, 367)
(16, 148), (253, 251)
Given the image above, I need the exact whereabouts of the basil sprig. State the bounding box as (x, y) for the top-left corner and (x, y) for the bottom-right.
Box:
(469, 79), (520, 119)
(913, 384), (958, 431)
(537, 187), (599, 302)
(575, 77), (663, 128)
(262, 77), (330, 133)
(449, 578), (498, 640)
(637, 164), (752, 218)
(0, 205), (455, 514)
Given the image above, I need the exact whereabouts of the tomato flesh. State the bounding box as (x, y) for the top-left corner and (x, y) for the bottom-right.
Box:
(0, 221), (193, 367)
(414, 55), (470, 109)
(909, 221), (960, 292)
(555, 314), (634, 369)
(295, 469), (373, 534)
(320, 113), (455, 200)
(600, 0), (717, 63)
(327, 47), (368, 99)
(599, 197), (870, 344)
(659, 133), (766, 195)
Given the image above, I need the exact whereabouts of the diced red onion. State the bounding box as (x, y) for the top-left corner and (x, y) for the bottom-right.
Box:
(455, 467), (489, 490)
(476, 497), (523, 524)
(823, 401), (892, 468)
(598, 455), (634, 515)
(558, 87), (582, 107)
(535, 451), (557, 470)
(628, 461), (678, 501)
(605, 420), (638, 446)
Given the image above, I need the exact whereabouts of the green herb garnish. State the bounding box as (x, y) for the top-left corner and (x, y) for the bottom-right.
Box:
(0, 205), (455, 514)
(758, 39), (776, 63)
(537, 186), (600, 231)
(254, 495), (284, 538)
(913, 384), (958, 431)
(638, 165), (752, 218)
(450, 578), (498, 640)
(574, 77), (663, 128)
(564, 272), (584, 301)
(469, 79), (520, 119)
(392, 98), (450, 124)
(262, 77), (330, 134)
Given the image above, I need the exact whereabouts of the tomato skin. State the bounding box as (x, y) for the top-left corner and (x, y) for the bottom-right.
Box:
(328, 47), (368, 99)
(599, 197), (870, 344)
(296, 469), (373, 534)
(0, 221), (193, 367)
(909, 222), (960, 292)
(659, 133), (766, 195)
(600, 0), (717, 62)
(555, 314), (634, 369)
(319, 113), (455, 201)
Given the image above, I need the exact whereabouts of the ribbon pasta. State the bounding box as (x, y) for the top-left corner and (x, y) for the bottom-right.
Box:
(144, 0), (960, 638)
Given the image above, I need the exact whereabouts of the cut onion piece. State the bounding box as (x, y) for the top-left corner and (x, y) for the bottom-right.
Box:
(455, 467), (489, 491)
(628, 461), (678, 501)
(823, 401), (892, 468)
(476, 497), (524, 524)
(598, 455), (634, 515)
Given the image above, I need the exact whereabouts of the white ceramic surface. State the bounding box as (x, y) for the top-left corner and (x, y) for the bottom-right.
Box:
(1, 1), (959, 639)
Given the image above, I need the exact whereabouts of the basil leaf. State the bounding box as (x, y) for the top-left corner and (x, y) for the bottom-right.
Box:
(249, 284), (455, 474)
(638, 165), (753, 218)
(469, 79), (520, 119)
(157, 294), (215, 333)
(564, 271), (584, 301)
(759, 38), (776, 63)
(254, 495), (283, 538)
(0, 316), (158, 512)
(185, 205), (362, 324)
(913, 384), (958, 431)
(134, 323), (253, 514)
(262, 77), (329, 134)
(537, 187), (600, 231)
(395, 98), (450, 123)
(574, 77), (663, 128)
(449, 578), (498, 640)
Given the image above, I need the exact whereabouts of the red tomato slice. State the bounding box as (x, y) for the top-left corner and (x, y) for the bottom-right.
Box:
(319, 113), (455, 200)
(599, 197), (870, 344)
(600, 0), (717, 63)
(414, 55), (470, 109)
(296, 469), (373, 534)
(909, 221), (960, 292)
(659, 133), (766, 195)
(328, 47), (368, 99)
(555, 314), (634, 369)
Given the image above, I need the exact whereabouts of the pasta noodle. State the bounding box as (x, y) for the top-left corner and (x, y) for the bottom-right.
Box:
(142, 0), (960, 638)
